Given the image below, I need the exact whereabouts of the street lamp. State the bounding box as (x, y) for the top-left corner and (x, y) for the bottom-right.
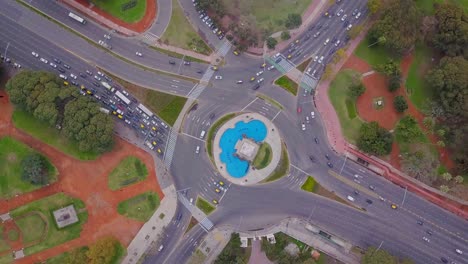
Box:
(368, 36), (386, 48)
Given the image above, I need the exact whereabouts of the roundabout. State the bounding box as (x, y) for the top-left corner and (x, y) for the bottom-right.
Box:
(212, 113), (284, 185)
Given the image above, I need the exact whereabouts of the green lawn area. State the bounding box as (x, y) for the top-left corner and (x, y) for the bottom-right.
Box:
(415, 0), (444, 15)
(113, 75), (188, 126)
(161, 0), (211, 55)
(0, 225), (10, 252)
(256, 94), (284, 110)
(117, 191), (160, 222)
(452, 0), (468, 12)
(15, 213), (47, 244)
(7, 229), (19, 241)
(221, 0), (312, 33)
(206, 113), (236, 162)
(264, 143), (289, 182)
(12, 110), (99, 160)
(354, 38), (399, 68)
(0, 254), (13, 264)
(252, 142), (272, 169)
(345, 98), (357, 119)
(10, 193), (87, 255)
(44, 246), (87, 264)
(0, 136), (58, 199)
(301, 176), (317, 192)
(261, 232), (319, 263)
(274, 76), (298, 96)
(196, 197), (215, 215)
(405, 43), (435, 110)
(91, 0), (146, 23)
(328, 70), (365, 144)
(108, 156), (148, 191)
(150, 46), (209, 64)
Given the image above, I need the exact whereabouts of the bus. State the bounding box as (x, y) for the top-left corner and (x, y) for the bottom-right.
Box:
(115, 91), (131, 105)
(68, 12), (86, 25)
(138, 103), (154, 117)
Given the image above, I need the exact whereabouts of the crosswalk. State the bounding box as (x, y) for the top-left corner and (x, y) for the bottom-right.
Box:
(266, 55), (295, 74)
(178, 195), (214, 231)
(140, 32), (159, 45)
(200, 68), (214, 84)
(199, 217), (214, 230)
(215, 39), (231, 57)
(163, 128), (178, 168)
(300, 73), (318, 92)
(187, 84), (207, 100)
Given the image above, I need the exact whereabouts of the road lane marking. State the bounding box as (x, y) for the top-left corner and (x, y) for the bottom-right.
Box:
(241, 97), (258, 112)
(181, 132), (205, 142)
(328, 170), (379, 199)
(271, 110), (282, 122)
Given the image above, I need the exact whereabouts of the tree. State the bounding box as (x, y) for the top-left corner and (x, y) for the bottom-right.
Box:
(361, 246), (398, 264)
(439, 185), (450, 193)
(436, 140), (445, 147)
(281, 31), (291, 40)
(441, 172), (452, 181)
(377, 60), (402, 92)
(454, 175), (464, 184)
(393, 96), (408, 113)
(432, 3), (468, 57)
(21, 153), (49, 186)
(349, 83), (366, 98)
(367, 0), (382, 14)
(348, 24), (363, 39)
(367, 0), (421, 54)
(401, 149), (439, 185)
(388, 77), (401, 92)
(357, 121), (393, 156)
(322, 64), (334, 80)
(332, 48), (346, 64)
(395, 116), (424, 143)
(423, 117), (435, 130)
(86, 237), (119, 264)
(285, 13), (302, 29)
(266, 37), (278, 49)
(66, 247), (89, 264)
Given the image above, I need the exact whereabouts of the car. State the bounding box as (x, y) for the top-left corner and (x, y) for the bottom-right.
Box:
(257, 78), (264, 83)
(218, 34), (225, 40)
(176, 212), (183, 221)
(325, 154), (330, 160)
(71, 81), (78, 86)
(261, 63), (266, 68)
(417, 220), (424, 225)
(211, 66), (218, 71)
(336, 9), (344, 16)
(70, 73), (77, 80)
(236, 80), (243, 84)
(354, 190), (359, 195)
(352, 9), (358, 16)
(311, 111), (315, 118)
(313, 31), (321, 38)
(31, 51), (39, 58)
(158, 245), (164, 252)
(347, 196), (355, 202)
(306, 67), (312, 74)
(197, 70), (203, 74)
(252, 83), (260, 90)
(215, 188), (220, 193)
(209, 113), (215, 119)
(341, 14), (348, 21)
(86, 70), (93, 76)
(94, 75), (101, 81)
(309, 155), (316, 162)
(366, 199), (373, 204)
(313, 55), (318, 62)
(297, 107), (302, 113)
(63, 64), (71, 69)
(214, 75), (223, 80)
(219, 181), (224, 186)
(93, 82), (100, 87)
(59, 74), (68, 80)
(250, 77), (256, 82)
(267, 65), (275, 71)
(391, 204), (398, 209)
(426, 230), (433, 235)
(256, 70), (264, 76)
(346, 24), (353, 31)
(275, 57), (282, 63)
(355, 12), (361, 19)
(314, 137), (319, 144)
(369, 185), (375, 191)
(40, 58), (48, 64)
(53, 58), (61, 64)
(49, 62), (57, 68)
(455, 249), (462, 255)
(327, 162), (333, 168)
(195, 146), (200, 154)
(212, 199), (218, 204)
(335, 40), (341, 47)
(183, 61), (191, 65)
(135, 52), (143, 57)
(79, 72), (87, 78)
(57, 68), (65, 73)
(212, 27), (218, 34)
(324, 38), (330, 45)
(318, 56), (324, 63)
(422, 237), (430, 243)
(440, 257), (448, 263)
(233, 50), (239, 56)
(169, 60), (176, 65)
(301, 123), (306, 131)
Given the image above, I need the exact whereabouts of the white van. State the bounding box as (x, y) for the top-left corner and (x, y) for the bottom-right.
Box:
(200, 130), (206, 139)
(347, 196), (355, 202)
(195, 146), (200, 154)
(59, 74), (68, 80)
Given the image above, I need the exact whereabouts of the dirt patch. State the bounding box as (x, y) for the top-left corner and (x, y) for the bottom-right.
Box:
(342, 55), (372, 73)
(0, 90), (164, 263)
(6, 153), (17, 162)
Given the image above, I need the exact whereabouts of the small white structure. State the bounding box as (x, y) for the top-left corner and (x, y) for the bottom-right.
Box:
(377, 100), (383, 106)
(235, 138), (259, 161)
(240, 236), (248, 248)
(266, 234), (276, 244)
(53, 205), (79, 228)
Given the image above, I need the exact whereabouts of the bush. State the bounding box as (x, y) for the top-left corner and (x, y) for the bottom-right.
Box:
(393, 95), (408, 112)
(266, 37), (278, 49)
(357, 121), (393, 156)
(21, 153), (50, 186)
(388, 76), (401, 92)
(285, 13), (302, 29)
(281, 31), (291, 40)
(349, 83), (366, 98)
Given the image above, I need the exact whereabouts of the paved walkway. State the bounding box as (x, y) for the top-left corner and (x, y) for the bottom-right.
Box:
(248, 240), (273, 264)
(213, 113), (282, 185)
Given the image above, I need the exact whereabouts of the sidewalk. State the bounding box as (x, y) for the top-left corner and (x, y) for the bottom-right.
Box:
(152, 42), (213, 63)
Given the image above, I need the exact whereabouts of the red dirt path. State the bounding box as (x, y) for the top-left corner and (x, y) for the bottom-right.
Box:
(341, 54), (454, 170)
(72, 0), (157, 33)
(0, 90), (164, 263)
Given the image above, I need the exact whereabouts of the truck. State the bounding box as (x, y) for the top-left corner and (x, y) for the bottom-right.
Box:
(101, 81), (115, 93)
(115, 91), (131, 105)
(99, 107), (110, 114)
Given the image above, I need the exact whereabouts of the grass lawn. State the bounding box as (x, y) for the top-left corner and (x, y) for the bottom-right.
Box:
(7, 229), (19, 241)
(261, 232), (312, 262)
(10, 193), (87, 255)
(0, 225), (10, 252)
(452, 0), (468, 12)
(108, 156), (148, 191)
(296, 58), (312, 72)
(354, 38), (399, 68)
(274, 76), (298, 96)
(44, 246), (88, 264)
(252, 142), (272, 169)
(301, 176), (317, 192)
(161, 0), (211, 55)
(0, 254), (13, 264)
(0, 136), (58, 199)
(264, 143), (289, 182)
(328, 70), (364, 144)
(15, 213), (47, 244)
(405, 43), (435, 110)
(206, 113), (236, 162)
(109, 74), (188, 126)
(12, 110), (99, 160)
(345, 98), (357, 119)
(196, 197), (215, 215)
(117, 191), (160, 222)
(221, 0), (312, 33)
(415, 0), (444, 15)
(150, 46), (209, 64)
(188, 249), (207, 264)
(185, 217), (198, 234)
(91, 0), (146, 23)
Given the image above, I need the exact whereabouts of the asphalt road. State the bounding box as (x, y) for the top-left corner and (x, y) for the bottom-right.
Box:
(2, 1), (467, 264)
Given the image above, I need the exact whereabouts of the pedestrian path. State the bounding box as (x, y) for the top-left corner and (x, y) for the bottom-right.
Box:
(215, 39), (232, 57)
(178, 195), (214, 231)
(188, 84), (207, 100)
(163, 128), (178, 168)
(266, 55), (295, 74)
(300, 73), (318, 92)
(200, 68), (215, 84)
(140, 32), (159, 45)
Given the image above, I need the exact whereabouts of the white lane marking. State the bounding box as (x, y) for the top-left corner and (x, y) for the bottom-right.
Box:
(241, 97), (258, 111)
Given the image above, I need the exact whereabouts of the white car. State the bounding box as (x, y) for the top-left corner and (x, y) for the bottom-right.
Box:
(31, 51), (39, 58)
(135, 52), (143, 57)
(70, 73), (77, 80)
(59, 74), (68, 80)
(324, 38), (330, 45)
(318, 56), (324, 63)
(346, 24), (353, 31)
(301, 123), (306, 131)
(455, 249), (463, 254)
(40, 58), (48, 64)
(97, 71), (105, 77)
(347, 196), (355, 202)
(313, 55), (318, 62)
(195, 146), (200, 154)
(422, 237), (430, 243)
(341, 14), (348, 21)
(336, 9), (344, 16)
(335, 40), (341, 47)
(236, 80), (243, 84)
(305, 116), (310, 123)
(355, 12), (361, 19)
(257, 78), (264, 83)
(158, 245), (164, 252)
(256, 70), (264, 76)
(94, 75), (102, 81)
(49, 62), (57, 68)
(214, 75), (223, 80)
(306, 67), (312, 74)
(311, 111), (315, 118)
(267, 65), (275, 71)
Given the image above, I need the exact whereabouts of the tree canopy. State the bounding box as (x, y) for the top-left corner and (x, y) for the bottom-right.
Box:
(395, 116), (424, 143)
(6, 70), (114, 154)
(285, 13), (302, 29)
(357, 122), (393, 156)
(393, 95), (408, 113)
(361, 246), (414, 264)
(21, 153), (50, 186)
(368, 0), (421, 54)
(86, 236), (119, 264)
(433, 3), (468, 58)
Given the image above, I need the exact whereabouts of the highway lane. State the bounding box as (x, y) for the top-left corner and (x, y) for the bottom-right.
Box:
(25, 0), (209, 79)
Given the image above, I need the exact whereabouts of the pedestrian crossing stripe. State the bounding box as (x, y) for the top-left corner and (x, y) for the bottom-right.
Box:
(266, 55), (295, 74)
(300, 74), (318, 92)
(141, 33), (159, 45)
(163, 129), (178, 168)
(188, 84), (206, 99)
(200, 68), (215, 84)
(215, 40), (231, 57)
(177, 195), (214, 231)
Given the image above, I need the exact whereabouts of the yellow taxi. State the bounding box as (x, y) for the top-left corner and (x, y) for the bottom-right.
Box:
(152, 126), (157, 131)
(86, 90), (93, 95)
(212, 199), (219, 205)
(233, 50), (239, 56)
(261, 63), (266, 68)
(215, 188), (220, 193)
(211, 66), (218, 71)
(117, 114), (123, 119)
(152, 141), (157, 146)
(140, 124), (145, 129)
(219, 181), (225, 186)
(287, 54), (292, 59)
(63, 81), (69, 86)
(295, 39), (300, 44)
(112, 111), (117, 115)
(250, 77), (255, 82)
(157, 148), (162, 154)
(391, 204), (398, 209)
